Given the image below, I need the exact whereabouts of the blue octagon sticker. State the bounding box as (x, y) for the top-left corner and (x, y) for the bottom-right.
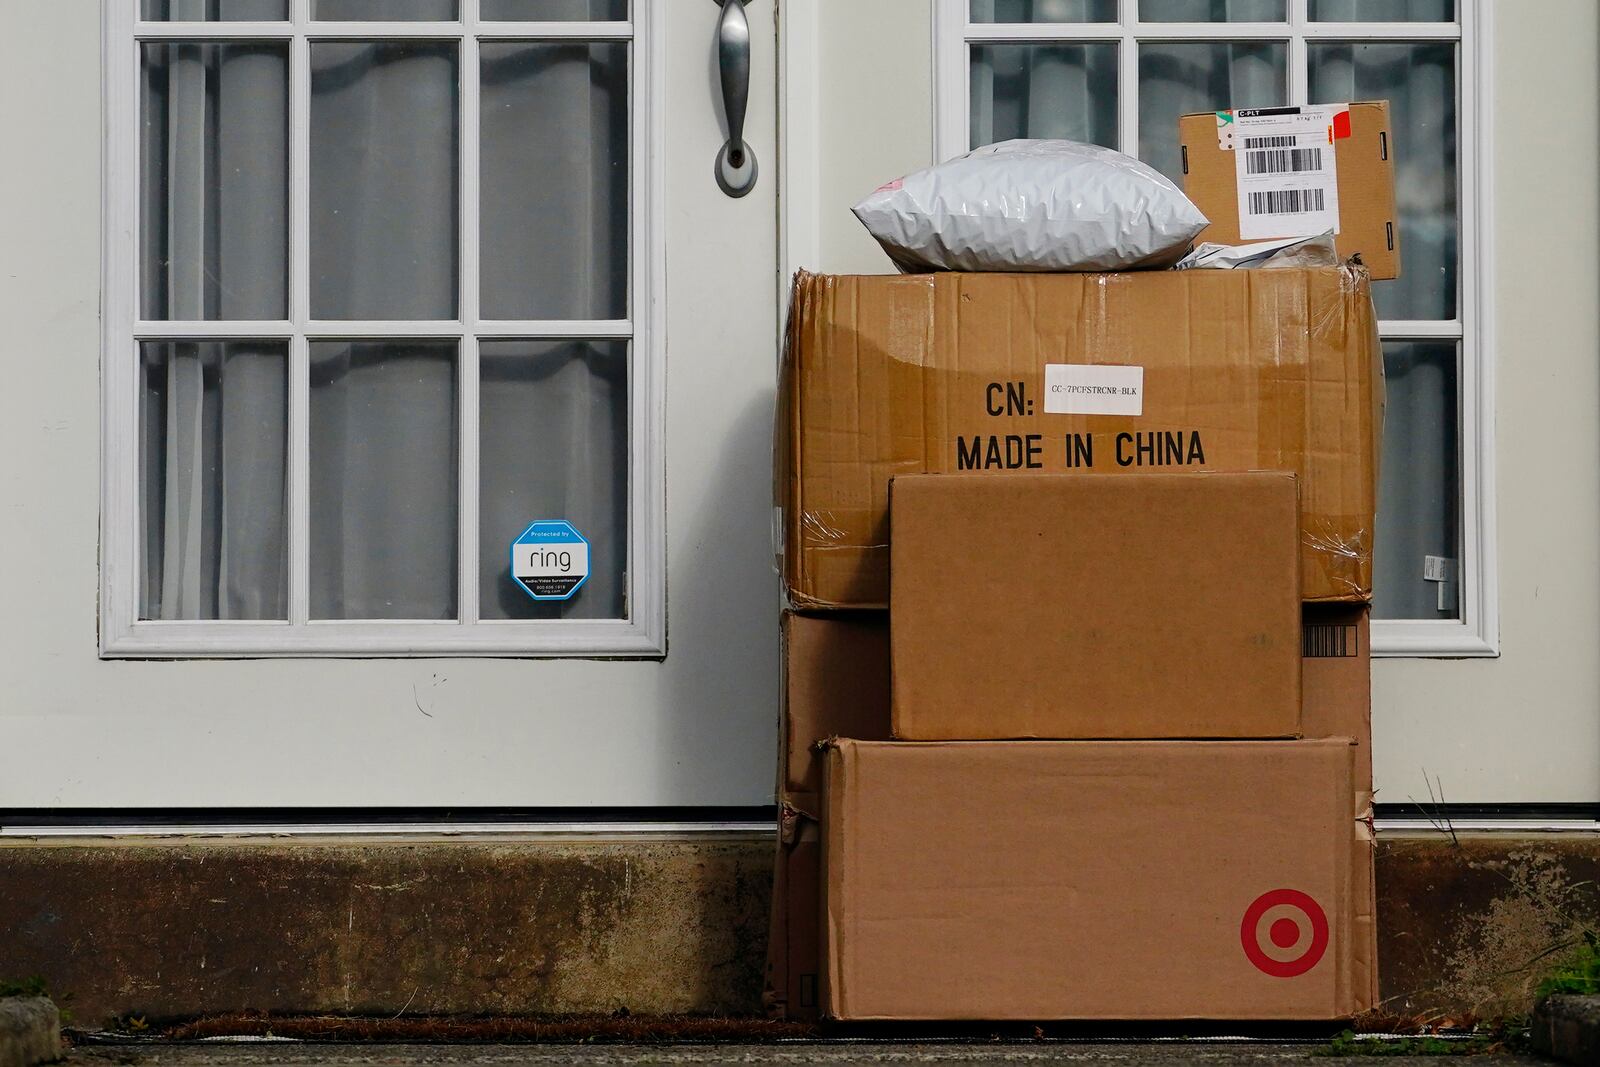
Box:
(511, 520), (590, 601)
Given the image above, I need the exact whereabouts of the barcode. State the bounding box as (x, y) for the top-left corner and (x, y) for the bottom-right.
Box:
(1247, 188), (1326, 215)
(1245, 147), (1324, 175)
(1243, 135), (1297, 149)
(1303, 623), (1357, 658)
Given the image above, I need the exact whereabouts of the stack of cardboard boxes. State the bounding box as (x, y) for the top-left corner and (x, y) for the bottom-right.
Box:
(767, 105), (1394, 1022)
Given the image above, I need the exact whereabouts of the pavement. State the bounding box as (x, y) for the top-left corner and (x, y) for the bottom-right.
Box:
(59, 1042), (1549, 1066)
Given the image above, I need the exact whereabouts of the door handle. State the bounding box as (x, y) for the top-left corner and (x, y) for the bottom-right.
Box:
(714, 0), (757, 198)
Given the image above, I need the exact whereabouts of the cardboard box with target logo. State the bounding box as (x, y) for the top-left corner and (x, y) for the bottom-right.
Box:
(819, 738), (1377, 1020)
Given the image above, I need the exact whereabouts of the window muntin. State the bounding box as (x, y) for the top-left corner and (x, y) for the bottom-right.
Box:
(106, 3), (660, 656)
(941, 0), (1491, 653)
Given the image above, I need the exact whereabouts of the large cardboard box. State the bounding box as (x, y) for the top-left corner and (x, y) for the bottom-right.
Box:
(1180, 101), (1399, 280)
(821, 738), (1376, 1021)
(765, 613), (891, 1020)
(778, 268), (1382, 610)
(890, 472), (1302, 741)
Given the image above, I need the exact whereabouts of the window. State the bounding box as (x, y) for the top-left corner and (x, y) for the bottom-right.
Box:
(935, 0), (1496, 656)
(102, 1), (663, 657)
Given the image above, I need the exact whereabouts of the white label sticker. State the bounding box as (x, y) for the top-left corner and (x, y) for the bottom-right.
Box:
(1218, 105), (1346, 240)
(1043, 364), (1144, 416)
(511, 520), (590, 601)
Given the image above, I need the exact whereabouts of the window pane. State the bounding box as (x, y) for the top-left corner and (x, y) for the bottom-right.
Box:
(969, 0), (1116, 21)
(314, 0), (458, 18)
(141, 44), (288, 321)
(1309, 42), (1457, 320)
(1140, 0), (1285, 21)
(143, 0), (288, 18)
(310, 43), (458, 320)
(140, 341), (288, 620)
(1374, 341), (1460, 621)
(1138, 42), (1286, 183)
(480, 341), (628, 620)
(309, 341), (458, 620)
(481, 0), (627, 18)
(1310, 0), (1453, 21)
(971, 44), (1118, 150)
(481, 43), (628, 320)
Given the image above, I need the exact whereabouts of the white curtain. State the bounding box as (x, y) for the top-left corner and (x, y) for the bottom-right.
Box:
(143, 0), (288, 18)
(143, 29), (632, 622)
(477, 37), (630, 621)
(140, 44), (288, 621)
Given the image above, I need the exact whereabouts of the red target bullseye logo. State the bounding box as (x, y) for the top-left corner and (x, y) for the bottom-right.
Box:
(1240, 889), (1329, 978)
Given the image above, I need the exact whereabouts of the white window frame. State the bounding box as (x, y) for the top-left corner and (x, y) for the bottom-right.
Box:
(933, 0), (1497, 658)
(100, 0), (666, 658)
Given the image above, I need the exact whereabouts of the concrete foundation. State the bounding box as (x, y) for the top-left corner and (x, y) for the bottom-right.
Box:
(2, 830), (1597, 1026)
(0, 835), (771, 1025)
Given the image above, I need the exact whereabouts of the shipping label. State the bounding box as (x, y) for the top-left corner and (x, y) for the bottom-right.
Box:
(1043, 364), (1144, 416)
(1218, 105), (1348, 240)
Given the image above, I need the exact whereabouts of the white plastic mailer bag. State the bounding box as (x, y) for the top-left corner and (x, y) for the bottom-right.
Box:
(852, 139), (1210, 273)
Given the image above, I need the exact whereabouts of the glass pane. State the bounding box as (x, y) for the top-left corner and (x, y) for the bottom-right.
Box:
(480, 341), (628, 620)
(309, 341), (458, 620)
(1138, 42), (1286, 184)
(311, 42), (458, 320)
(970, 44), (1118, 150)
(140, 341), (288, 621)
(1309, 42), (1457, 320)
(1374, 341), (1460, 621)
(1310, 0), (1453, 21)
(314, 0), (458, 18)
(969, 0), (1116, 21)
(141, 44), (288, 321)
(481, 43), (628, 320)
(1140, 0), (1285, 21)
(482, 0), (627, 18)
(143, 0), (288, 18)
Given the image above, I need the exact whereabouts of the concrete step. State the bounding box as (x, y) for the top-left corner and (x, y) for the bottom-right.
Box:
(1531, 994), (1600, 1065)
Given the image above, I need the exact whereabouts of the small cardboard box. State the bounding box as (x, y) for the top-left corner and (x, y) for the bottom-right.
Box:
(765, 612), (891, 1020)
(777, 268), (1383, 610)
(1180, 101), (1400, 280)
(821, 738), (1376, 1021)
(890, 472), (1303, 741)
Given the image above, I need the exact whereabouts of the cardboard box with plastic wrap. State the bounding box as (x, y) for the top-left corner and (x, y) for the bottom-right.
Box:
(777, 267), (1383, 608)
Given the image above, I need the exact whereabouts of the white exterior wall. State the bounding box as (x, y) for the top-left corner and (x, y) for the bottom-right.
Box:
(1367, 0), (1600, 804)
(0, 0), (1595, 808)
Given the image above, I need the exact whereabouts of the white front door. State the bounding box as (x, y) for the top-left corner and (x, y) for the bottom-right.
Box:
(0, 1), (780, 810)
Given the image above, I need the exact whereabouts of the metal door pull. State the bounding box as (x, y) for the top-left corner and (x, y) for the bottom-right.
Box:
(714, 0), (757, 197)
